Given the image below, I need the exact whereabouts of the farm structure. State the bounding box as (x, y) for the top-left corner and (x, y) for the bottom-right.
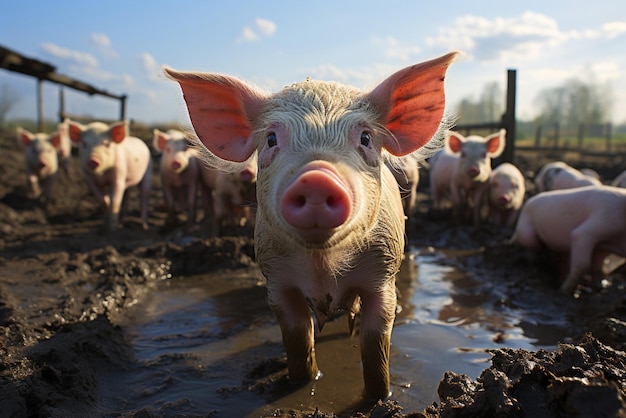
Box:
(0, 44), (127, 130)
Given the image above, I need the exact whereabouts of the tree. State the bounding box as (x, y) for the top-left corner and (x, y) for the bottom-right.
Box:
(0, 83), (20, 127)
(533, 66), (614, 126)
(455, 82), (503, 124)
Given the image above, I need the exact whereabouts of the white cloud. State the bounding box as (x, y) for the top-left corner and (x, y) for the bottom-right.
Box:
(90, 33), (119, 59)
(372, 36), (422, 62)
(41, 42), (99, 67)
(426, 12), (626, 62)
(141, 53), (162, 82)
(237, 17), (276, 42)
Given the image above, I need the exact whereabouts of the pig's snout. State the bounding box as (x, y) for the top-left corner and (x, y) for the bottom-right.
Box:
(240, 168), (255, 182)
(87, 158), (100, 171)
(497, 195), (511, 206)
(467, 166), (480, 178)
(37, 160), (47, 169)
(171, 160), (182, 170)
(280, 167), (351, 233)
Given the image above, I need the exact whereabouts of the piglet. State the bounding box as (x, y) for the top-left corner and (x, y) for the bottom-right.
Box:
(68, 120), (153, 232)
(213, 154), (258, 231)
(153, 129), (199, 226)
(488, 162), (526, 227)
(534, 161), (601, 193)
(16, 123), (70, 206)
(165, 51), (458, 399)
(429, 130), (505, 224)
(510, 185), (626, 294)
(386, 157), (420, 220)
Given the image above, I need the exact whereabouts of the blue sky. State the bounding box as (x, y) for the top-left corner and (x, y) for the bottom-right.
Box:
(2, 1), (626, 126)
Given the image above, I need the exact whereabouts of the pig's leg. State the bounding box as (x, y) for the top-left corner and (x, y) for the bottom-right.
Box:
(271, 288), (319, 384)
(186, 180), (198, 224)
(359, 288), (396, 400)
(28, 174), (41, 199)
(107, 180), (126, 232)
(560, 228), (595, 294)
(162, 181), (177, 225)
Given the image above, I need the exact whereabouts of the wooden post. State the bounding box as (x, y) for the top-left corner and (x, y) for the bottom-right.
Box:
(37, 78), (44, 132)
(120, 94), (127, 121)
(501, 69), (516, 163)
(58, 88), (65, 122)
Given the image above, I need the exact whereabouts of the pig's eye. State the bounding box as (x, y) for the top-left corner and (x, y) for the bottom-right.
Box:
(267, 132), (277, 148)
(360, 131), (371, 147)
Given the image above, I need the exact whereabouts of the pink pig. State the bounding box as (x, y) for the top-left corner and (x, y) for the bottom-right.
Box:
(386, 157), (420, 220)
(429, 130), (505, 224)
(534, 161), (601, 193)
(488, 162), (526, 227)
(68, 120), (153, 232)
(165, 51), (458, 399)
(16, 123), (70, 205)
(511, 185), (626, 294)
(153, 129), (200, 225)
(213, 154), (258, 230)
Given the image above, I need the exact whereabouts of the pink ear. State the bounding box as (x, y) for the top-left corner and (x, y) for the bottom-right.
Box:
(153, 129), (168, 151)
(367, 52), (459, 156)
(485, 129), (506, 157)
(164, 67), (267, 163)
(50, 133), (61, 148)
(68, 121), (84, 144)
(109, 121), (128, 143)
(17, 128), (33, 147)
(446, 131), (465, 154)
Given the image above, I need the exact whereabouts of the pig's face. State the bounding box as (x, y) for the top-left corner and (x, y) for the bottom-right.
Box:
(254, 82), (385, 249)
(69, 121), (127, 175)
(490, 172), (520, 208)
(163, 139), (192, 174)
(26, 136), (59, 176)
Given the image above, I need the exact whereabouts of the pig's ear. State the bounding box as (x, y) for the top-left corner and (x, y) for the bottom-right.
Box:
(68, 121), (85, 144)
(485, 129), (506, 157)
(445, 130), (465, 154)
(164, 67), (267, 163)
(52, 123), (68, 149)
(16, 127), (33, 147)
(368, 52), (459, 156)
(153, 129), (168, 152)
(109, 121), (128, 143)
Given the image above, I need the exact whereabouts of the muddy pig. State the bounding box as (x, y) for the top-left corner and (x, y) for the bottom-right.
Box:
(16, 123), (70, 205)
(510, 185), (626, 294)
(165, 51), (458, 399)
(488, 162), (526, 227)
(68, 120), (153, 232)
(429, 129), (505, 224)
(534, 161), (601, 193)
(153, 128), (200, 225)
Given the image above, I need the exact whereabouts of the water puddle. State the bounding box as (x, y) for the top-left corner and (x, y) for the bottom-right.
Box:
(102, 246), (573, 417)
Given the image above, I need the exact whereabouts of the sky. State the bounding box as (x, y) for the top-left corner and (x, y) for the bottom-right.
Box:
(2, 1), (626, 127)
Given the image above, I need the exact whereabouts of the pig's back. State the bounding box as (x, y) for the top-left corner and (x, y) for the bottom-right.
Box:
(122, 136), (151, 185)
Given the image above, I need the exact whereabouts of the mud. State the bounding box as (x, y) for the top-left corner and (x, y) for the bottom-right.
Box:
(1, 130), (626, 418)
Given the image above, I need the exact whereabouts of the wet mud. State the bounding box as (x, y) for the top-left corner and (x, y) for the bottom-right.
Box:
(1, 131), (626, 417)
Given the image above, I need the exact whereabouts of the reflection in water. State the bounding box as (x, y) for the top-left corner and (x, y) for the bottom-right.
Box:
(105, 247), (573, 416)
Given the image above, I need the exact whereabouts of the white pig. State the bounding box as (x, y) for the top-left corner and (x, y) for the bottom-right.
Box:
(429, 130), (506, 224)
(488, 162), (526, 227)
(165, 51), (458, 399)
(153, 129), (200, 225)
(534, 161), (601, 193)
(16, 123), (70, 205)
(611, 170), (626, 188)
(213, 154), (258, 230)
(510, 185), (626, 294)
(68, 120), (153, 232)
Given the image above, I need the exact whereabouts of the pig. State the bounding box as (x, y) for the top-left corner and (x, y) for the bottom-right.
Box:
(510, 185), (626, 294)
(611, 170), (626, 188)
(68, 120), (153, 232)
(165, 51), (458, 399)
(429, 129), (506, 225)
(153, 128), (200, 226)
(534, 161), (601, 193)
(16, 123), (70, 205)
(386, 157), (420, 220)
(213, 154), (258, 230)
(488, 162), (526, 227)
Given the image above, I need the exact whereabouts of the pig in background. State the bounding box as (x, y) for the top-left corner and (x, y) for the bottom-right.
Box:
(510, 185), (626, 294)
(16, 123), (71, 207)
(487, 162), (526, 228)
(166, 51), (458, 400)
(611, 170), (626, 188)
(385, 157), (420, 222)
(429, 129), (506, 225)
(197, 155), (257, 236)
(533, 161), (602, 193)
(68, 120), (153, 232)
(153, 128), (199, 228)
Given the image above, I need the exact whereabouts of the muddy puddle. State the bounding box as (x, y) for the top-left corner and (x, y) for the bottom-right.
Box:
(99, 244), (577, 417)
